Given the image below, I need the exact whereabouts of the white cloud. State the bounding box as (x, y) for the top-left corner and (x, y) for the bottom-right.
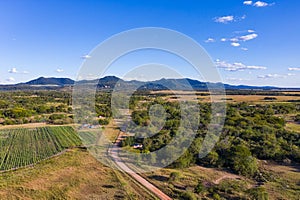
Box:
(227, 33), (258, 45)
(257, 74), (286, 79)
(6, 77), (15, 82)
(8, 68), (29, 74)
(247, 66), (267, 70)
(230, 38), (239, 42)
(205, 38), (215, 43)
(81, 54), (91, 59)
(253, 1), (271, 7)
(239, 33), (258, 41)
(231, 42), (241, 47)
(226, 77), (250, 81)
(241, 15), (247, 20)
(56, 69), (64, 73)
(214, 15), (234, 23)
(220, 38), (227, 42)
(243, 1), (253, 5)
(241, 47), (248, 51)
(8, 68), (18, 73)
(287, 73), (296, 76)
(248, 29), (255, 33)
(288, 67), (300, 71)
(216, 60), (267, 71)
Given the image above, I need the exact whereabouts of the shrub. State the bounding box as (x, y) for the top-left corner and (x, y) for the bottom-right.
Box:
(212, 193), (221, 200)
(194, 181), (205, 194)
(247, 187), (269, 200)
(295, 114), (300, 123)
(169, 171), (181, 182)
(180, 191), (197, 200)
(232, 144), (258, 177)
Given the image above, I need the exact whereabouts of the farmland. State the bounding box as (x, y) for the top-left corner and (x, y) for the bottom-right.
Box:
(0, 89), (300, 199)
(0, 126), (81, 171)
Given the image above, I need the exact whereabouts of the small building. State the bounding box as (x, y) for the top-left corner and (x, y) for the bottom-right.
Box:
(133, 144), (143, 149)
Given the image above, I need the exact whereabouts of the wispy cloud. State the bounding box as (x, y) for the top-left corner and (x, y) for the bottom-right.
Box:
(8, 68), (29, 74)
(239, 33), (258, 41)
(243, 1), (253, 5)
(8, 68), (18, 73)
(257, 74), (286, 79)
(219, 31), (258, 49)
(230, 38), (239, 42)
(81, 54), (91, 59)
(216, 60), (267, 71)
(288, 67), (300, 71)
(205, 38), (215, 43)
(6, 77), (15, 82)
(254, 1), (268, 7)
(56, 69), (64, 73)
(244, 1), (274, 7)
(214, 15), (247, 24)
(226, 77), (250, 81)
(231, 42), (241, 47)
(254, 1), (274, 7)
(229, 33), (258, 42)
(214, 15), (234, 23)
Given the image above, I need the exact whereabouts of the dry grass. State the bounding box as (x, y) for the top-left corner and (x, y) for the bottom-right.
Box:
(103, 120), (121, 142)
(0, 148), (154, 200)
(0, 123), (77, 130)
(163, 94), (300, 103)
(142, 162), (300, 200)
(286, 122), (300, 133)
(142, 165), (250, 199)
(260, 162), (300, 200)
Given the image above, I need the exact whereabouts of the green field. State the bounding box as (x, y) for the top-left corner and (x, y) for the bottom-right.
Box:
(0, 126), (81, 171)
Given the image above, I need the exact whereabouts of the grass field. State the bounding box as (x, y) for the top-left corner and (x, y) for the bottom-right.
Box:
(164, 94), (300, 103)
(150, 90), (300, 103)
(0, 148), (155, 200)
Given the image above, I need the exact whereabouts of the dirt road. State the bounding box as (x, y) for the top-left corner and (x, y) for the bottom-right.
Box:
(108, 132), (172, 200)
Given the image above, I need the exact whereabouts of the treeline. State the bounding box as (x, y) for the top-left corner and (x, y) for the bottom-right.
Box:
(0, 91), (117, 126)
(0, 91), (73, 125)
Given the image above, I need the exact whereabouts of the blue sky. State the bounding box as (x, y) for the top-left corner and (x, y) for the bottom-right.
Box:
(0, 0), (300, 87)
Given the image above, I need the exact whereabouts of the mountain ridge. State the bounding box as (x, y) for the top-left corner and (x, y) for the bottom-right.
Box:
(0, 76), (298, 91)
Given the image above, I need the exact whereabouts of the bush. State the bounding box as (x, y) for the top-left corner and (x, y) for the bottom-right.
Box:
(194, 181), (205, 194)
(295, 114), (300, 123)
(212, 193), (221, 200)
(169, 171), (181, 182)
(49, 114), (65, 121)
(247, 187), (269, 200)
(98, 118), (110, 125)
(264, 97), (277, 101)
(180, 191), (197, 200)
(232, 144), (258, 177)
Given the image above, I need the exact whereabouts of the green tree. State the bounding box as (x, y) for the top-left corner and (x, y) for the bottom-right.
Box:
(232, 144), (258, 177)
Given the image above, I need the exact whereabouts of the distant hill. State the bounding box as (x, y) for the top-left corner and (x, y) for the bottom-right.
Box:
(0, 76), (297, 91)
(22, 77), (74, 86)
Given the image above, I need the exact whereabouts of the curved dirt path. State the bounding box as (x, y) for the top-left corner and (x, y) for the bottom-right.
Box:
(108, 132), (172, 200)
(213, 174), (240, 184)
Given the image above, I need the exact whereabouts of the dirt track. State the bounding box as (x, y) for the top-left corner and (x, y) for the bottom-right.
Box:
(108, 132), (172, 200)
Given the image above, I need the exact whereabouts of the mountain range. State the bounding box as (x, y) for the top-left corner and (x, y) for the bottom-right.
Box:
(0, 76), (297, 91)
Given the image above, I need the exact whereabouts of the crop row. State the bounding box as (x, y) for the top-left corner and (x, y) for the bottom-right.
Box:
(0, 126), (82, 171)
